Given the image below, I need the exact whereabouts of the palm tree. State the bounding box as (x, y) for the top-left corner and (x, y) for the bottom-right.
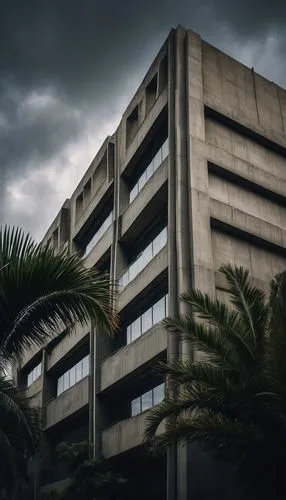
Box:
(145, 264), (286, 498)
(0, 226), (117, 497)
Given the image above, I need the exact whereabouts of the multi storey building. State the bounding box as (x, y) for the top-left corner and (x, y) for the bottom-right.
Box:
(16, 26), (286, 500)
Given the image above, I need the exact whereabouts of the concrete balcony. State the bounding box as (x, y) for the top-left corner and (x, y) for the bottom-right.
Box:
(102, 411), (165, 458)
(118, 246), (168, 313)
(101, 323), (167, 391)
(45, 376), (89, 429)
(102, 412), (147, 458)
(120, 159), (168, 242)
(19, 343), (43, 370)
(122, 88), (168, 175)
(46, 323), (90, 371)
(73, 180), (113, 240)
(84, 224), (113, 269)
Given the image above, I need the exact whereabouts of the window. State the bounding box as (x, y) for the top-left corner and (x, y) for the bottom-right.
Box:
(84, 211), (113, 256)
(119, 227), (167, 289)
(131, 383), (165, 417)
(153, 383), (165, 405)
(27, 362), (42, 388)
(131, 397), (141, 417)
(129, 137), (169, 204)
(57, 355), (89, 396)
(126, 295), (168, 344)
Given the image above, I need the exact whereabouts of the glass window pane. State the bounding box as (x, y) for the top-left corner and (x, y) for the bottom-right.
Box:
(129, 260), (138, 282)
(152, 228), (167, 255)
(129, 184), (138, 203)
(153, 297), (165, 324)
(75, 362), (82, 383)
(142, 308), (152, 334)
(82, 356), (89, 378)
(127, 325), (132, 344)
(153, 150), (162, 171)
(153, 383), (165, 405)
(142, 390), (153, 412)
(139, 245), (152, 270)
(69, 366), (76, 387)
(27, 373), (32, 387)
(63, 371), (70, 391)
(131, 397), (141, 417)
(161, 138), (169, 160)
(138, 170), (147, 191)
(57, 376), (63, 396)
(131, 317), (141, 342)
(146, 162), (154, 180)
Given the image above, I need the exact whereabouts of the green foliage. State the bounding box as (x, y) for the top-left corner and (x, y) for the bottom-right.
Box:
(0, 226), (117, 497)
(42, 441), (127, 500)
(0, 226), (117, 360)
(145, 265), (286, 495)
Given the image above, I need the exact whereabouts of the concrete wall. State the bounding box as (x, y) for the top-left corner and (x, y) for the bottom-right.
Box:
(45, 376), (89, 428)
(118, 246), (168, 312)
(101, 323), (167, 391)
(102, 412), (147, 458)
(202, 41), (286, 147)
(47, 324), (90, 371)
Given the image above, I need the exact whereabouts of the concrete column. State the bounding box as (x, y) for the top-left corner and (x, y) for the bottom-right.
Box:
(186, 31), (215, 296)
(167, 28), (179, 500)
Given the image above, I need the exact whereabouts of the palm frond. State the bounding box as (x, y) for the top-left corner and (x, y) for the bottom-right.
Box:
(0, 226), (117, 359)
(179, 287), (259, 368)
(219, 264), (267, 357)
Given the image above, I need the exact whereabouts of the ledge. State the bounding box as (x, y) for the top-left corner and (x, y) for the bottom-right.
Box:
(101, 323), (167, 391)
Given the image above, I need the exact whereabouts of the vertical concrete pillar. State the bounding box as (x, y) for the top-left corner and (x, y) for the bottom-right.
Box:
(186, 30), (215, 296)
(167, 27), (179, 500)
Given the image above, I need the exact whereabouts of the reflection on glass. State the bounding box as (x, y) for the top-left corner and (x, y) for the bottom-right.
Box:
(153, 297), (165, 324)
(142, 309), (152, 334)
(153, 383), (165, 405)
(119, 228), (167, 289)
(57, 355), (89, 396)
(27, 362), (42, 388)
(126, 295), (168, 344)
(131, 397), (141, 417)
(131, 383), (165, 417)
(129, 138), (169, 204)
(142, 390), (153, 412)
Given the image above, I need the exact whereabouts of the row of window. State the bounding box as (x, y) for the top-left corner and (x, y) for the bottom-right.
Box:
(27, 362), (42, 387)
(119, 227), (167, 289)
(129, 138), (169, 203)
(127, 295), (168, 344)
(131, 383), (165, 416)
(84, 211), (113, 257)
(57, 355), (89, 396)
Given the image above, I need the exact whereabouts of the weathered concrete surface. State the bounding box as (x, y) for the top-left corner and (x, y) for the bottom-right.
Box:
(84, 224), (113, 269)
(101, 323), (167, 391)
(45, 376), (89, 428)
(102, 412), (149, 458)
(120, 159), (168, 238)
(118, 246), (168, 312)
(47, 324), (90, 371)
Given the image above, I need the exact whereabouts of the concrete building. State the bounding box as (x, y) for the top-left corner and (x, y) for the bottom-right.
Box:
(16, 25), (286, 499)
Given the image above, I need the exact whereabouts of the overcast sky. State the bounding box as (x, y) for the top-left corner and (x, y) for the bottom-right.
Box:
(1, 0), (285, 241)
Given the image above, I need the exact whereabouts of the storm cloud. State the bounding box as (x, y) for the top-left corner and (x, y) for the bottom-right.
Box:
(1, 0), (285, 239)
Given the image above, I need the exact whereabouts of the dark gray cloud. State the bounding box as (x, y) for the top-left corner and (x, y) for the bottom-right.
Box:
(0, 0), (286, 239)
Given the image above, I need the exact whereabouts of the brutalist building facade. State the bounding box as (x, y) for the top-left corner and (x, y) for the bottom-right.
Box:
(16, 26), (286, 500)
